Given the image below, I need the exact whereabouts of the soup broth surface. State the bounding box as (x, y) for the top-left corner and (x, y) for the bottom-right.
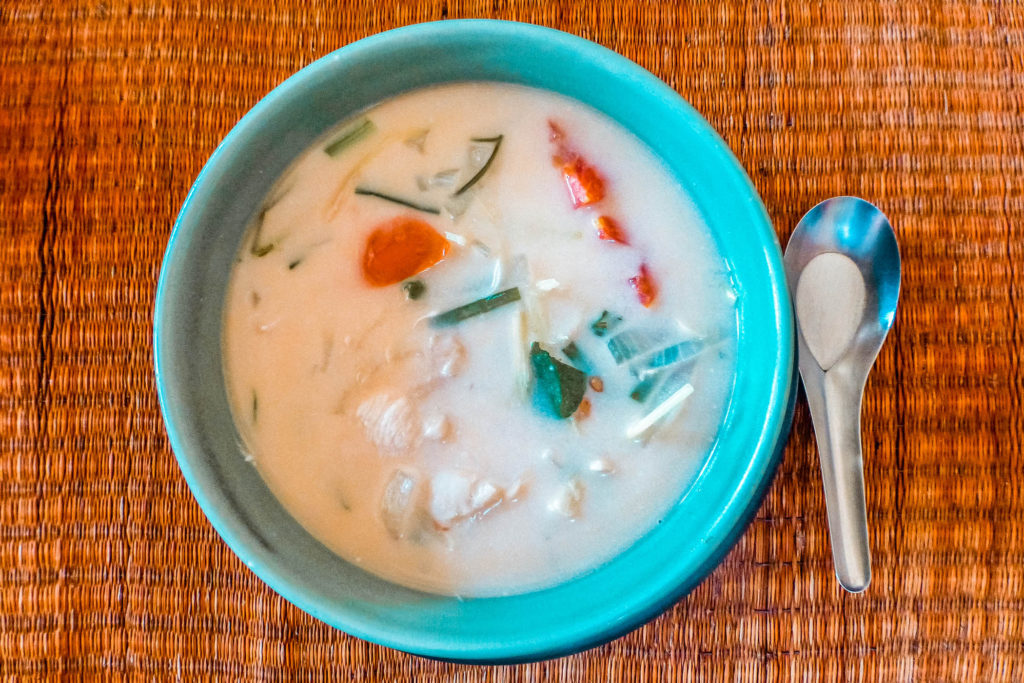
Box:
(223, 82), (738, 596)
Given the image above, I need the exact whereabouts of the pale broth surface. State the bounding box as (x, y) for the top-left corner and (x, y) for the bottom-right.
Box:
(222, 83), (738, 596)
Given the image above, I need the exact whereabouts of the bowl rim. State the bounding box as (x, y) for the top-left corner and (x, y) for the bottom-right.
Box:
(154, 18), (795, 662)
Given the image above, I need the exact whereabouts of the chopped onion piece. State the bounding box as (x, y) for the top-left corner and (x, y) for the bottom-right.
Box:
(607, 327), (677, 364)
(404, 128), (429, 152)
(443, 191), (474, 220)
(443, 231), (468, 247)
(540, 448), (564, 469)
(638, 339), (704, 370)
(470, 141), (493, 166)
(380, 468), (420, 539)
(430, 169), (460, 188)
(428, 335), (466, 378)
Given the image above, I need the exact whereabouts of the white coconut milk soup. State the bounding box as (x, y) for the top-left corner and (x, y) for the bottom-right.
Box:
(222, 83), (738, 596)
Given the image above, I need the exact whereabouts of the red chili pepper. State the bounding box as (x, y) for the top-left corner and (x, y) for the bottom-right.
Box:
(562, 157), (606, 208)
(548, 119), (607, 208)
(362, 216), (449, 287)
(630, 263), (658, 308)
(594, 215), (630, 245)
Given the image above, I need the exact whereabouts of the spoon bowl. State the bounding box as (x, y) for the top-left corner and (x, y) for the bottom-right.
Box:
(784, 196), (901, 592)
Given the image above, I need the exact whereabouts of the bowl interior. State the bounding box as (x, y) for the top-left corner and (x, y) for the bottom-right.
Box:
(154, 20), (794, 662)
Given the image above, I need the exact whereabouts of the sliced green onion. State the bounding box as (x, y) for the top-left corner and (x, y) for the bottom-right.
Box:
(248, 184), (293, 257)
(325, 118), (375, 157)
(530, 342), (587, 419)
(629, 374), (660, 403)
(354, 187), (441, 215)
(590, 310), (623, 337)
(430, 287), (521, 327)
(250, 208), (275, 257)
(402, 280), (426, 300)
(454, 135), (503, 196)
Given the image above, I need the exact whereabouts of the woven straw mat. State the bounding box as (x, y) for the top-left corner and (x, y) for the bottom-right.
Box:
(1, 1), (1022, 681)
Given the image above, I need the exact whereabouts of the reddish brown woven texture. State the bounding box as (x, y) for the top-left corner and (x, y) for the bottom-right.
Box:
(1, 0), (1022, 680)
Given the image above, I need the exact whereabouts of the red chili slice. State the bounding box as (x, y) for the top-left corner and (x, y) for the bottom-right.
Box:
(549, 119), (607, 207)
(630, 263), (658, 308)
(595, 215), (630, 245)
(562, 157), (606, 208)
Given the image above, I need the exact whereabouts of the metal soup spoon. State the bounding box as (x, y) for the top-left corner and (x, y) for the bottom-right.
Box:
(783, 197), (901, 593)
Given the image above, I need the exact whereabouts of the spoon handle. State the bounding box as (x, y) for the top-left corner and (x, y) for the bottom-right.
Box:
(802, 366), (872, 592)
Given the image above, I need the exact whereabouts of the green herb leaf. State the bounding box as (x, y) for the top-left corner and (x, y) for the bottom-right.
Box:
(354, 187), (441, 215)
(530, 342), (587, 419)
(325, 118), (375, 157)
(251, 391), (259, 423)
(402, 280), (426, 300)
(430, 287), (521, 327)
(590, 310), (623, 337)
(453, 135), (503, 196)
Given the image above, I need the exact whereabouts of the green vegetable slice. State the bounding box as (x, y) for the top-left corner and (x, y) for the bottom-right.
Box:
(324, 118), (375, 157)
(530, 342), (587, 419)
(430, 287), (521, 327)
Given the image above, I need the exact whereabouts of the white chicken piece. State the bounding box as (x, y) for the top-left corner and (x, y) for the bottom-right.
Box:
(548, 478), (585, 519)
(428, 334), (466, 379)
(356, 394), (420, 455)
(428, 471), (504, 530)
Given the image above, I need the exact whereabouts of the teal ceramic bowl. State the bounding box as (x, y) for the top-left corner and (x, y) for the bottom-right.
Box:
(154, 20), (794, 662)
